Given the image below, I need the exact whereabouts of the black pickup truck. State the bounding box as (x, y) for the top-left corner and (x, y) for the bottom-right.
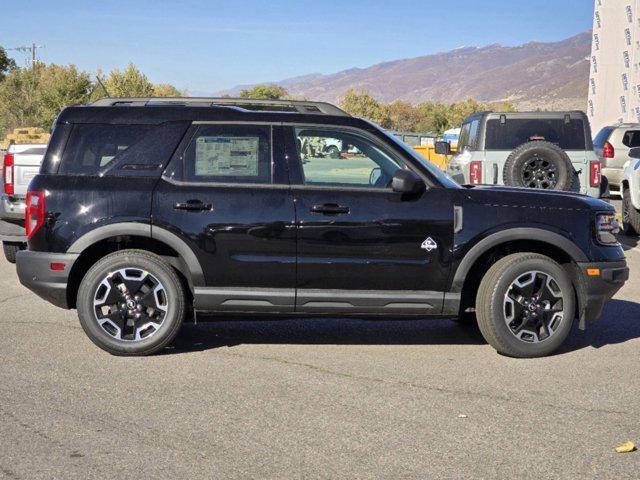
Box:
(16, 98), (629, 357)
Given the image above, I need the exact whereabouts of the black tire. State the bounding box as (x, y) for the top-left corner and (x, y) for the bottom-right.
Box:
(3, 242), (24, 264)
(503, 141), (575, 191)
(622, 187), (640, 236)
(325, 145), (340, 158)
(77, 249), (186, 356)
(476, 253), (575, 358)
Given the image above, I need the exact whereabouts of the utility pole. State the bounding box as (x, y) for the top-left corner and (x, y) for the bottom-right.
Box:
(7, 43), (44, 69)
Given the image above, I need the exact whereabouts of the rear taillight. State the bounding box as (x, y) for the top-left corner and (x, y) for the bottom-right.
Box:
(590, 161), (602, 188)
(25, 191), (45, 239)
(469, 161), (482, 184)
(3, 153), (14, 195)
(602, 141), (614, 159)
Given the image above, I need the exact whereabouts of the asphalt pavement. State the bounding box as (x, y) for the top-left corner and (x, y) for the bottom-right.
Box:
(1, 206), (639, 479)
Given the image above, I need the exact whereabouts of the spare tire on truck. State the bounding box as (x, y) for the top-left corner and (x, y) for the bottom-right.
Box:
(503, 141), (575, 191)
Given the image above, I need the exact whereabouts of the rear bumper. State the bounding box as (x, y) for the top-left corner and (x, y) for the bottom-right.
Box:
(573, 259), (629, 324)
(0, 219), (26, 243)
(602, 167), (623, 187)
(16, 250), (79, 309)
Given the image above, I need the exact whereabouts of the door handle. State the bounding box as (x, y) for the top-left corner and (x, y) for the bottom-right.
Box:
(174, 200), (213, 212)
(310, 203), (350, 215)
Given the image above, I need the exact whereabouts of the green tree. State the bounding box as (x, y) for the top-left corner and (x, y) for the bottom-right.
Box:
(238, 84), (288, 99)
(339, 89), (388, 125)
(0, 64), (42, 135)
(37, 64), (91, 128)
(102, 63), (154, 97)
(0, 46), (17, 82)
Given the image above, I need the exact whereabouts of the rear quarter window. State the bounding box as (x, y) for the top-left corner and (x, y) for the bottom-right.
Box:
(58, 123), (188, 176)
(59, 124), (152, 175)
(484, 118), (587, 150)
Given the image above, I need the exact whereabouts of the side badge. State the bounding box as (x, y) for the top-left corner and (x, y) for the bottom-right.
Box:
(421, 237), (438, 252)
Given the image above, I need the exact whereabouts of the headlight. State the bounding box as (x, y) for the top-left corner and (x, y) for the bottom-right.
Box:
(595, 213), (620, 245)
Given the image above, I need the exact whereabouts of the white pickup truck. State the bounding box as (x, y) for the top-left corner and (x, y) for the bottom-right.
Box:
(1, 144), (47, 263)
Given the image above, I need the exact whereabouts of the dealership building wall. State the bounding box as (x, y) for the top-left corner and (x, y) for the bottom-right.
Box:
(588, 0), (640, 135)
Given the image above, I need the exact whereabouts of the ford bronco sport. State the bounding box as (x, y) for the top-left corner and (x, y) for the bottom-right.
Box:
(16, 98), (628, 358)
(443, 111), (603, 197)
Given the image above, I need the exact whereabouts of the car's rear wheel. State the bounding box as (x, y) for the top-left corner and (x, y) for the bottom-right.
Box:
(622, 187), (640, 236)
(476, 253), (575, 358)
(3, 242), (24, 264)
(77, 249), (185, 356)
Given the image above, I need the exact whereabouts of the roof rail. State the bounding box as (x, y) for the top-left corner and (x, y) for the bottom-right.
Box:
(89, 97), (350, 116)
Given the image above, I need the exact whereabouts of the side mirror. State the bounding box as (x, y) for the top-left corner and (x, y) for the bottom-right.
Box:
(629, 147), (640, 159)
(369, 167), (382, 186)
(434, 141), (452, 156)
(391, 169), (426, 195)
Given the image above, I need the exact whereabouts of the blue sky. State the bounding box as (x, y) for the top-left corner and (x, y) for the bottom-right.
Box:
(3, 0), (593, 94)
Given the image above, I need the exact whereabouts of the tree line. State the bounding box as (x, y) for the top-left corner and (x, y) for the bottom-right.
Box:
(234, 85), (517, 133)
(0, 45), (515, 138)
(0, 46), (184, 138)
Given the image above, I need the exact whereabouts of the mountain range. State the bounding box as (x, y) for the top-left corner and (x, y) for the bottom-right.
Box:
(217, 31), (591, 111)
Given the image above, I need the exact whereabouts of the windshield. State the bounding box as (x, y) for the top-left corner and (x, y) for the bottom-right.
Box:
(371, 124), (461, 188)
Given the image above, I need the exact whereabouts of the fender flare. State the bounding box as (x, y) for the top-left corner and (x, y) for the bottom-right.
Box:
(67, 222), (205, 287)
(450, 227), (588, 293)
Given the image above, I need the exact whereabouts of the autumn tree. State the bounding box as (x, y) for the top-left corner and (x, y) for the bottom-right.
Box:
(339, 89), (388, 125)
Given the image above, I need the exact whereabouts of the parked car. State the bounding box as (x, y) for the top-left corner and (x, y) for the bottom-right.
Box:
(16, 97), (628, 358)
(621, 147), (640, 236)
(1, 143), (47, 263)
(442, 111), (604, 197)
(593, 123), (640, 193)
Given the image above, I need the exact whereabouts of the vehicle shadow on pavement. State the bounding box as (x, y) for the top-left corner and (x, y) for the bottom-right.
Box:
(166, 299), (640, 355)
(165, 317), (486, 354)
(559, 299), (640, 353)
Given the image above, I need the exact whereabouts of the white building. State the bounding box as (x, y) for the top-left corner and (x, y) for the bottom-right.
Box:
(588, 0), (640, 135)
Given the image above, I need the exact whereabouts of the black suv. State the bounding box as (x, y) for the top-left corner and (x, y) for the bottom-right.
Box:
(16, 98), (629, 358)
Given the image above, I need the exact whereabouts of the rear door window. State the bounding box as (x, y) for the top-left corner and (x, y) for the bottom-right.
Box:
(484, 118), (586, 150)
(622, 130), (640, 148)
(182, 125), (272, 184)
(60, 124), (152, 175)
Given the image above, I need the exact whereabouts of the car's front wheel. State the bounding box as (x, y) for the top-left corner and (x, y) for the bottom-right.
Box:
(77, 249), (186, 356)
(476, 253), (575, 358)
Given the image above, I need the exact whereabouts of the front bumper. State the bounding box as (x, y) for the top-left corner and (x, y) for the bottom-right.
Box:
(572, 259), (629, 326)
(16, 250), (79, 309)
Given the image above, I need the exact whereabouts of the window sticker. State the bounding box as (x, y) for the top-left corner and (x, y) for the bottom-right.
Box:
(195, 136), (260, 177)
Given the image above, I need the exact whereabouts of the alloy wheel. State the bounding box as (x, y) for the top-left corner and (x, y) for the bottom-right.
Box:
(93, 268), (168, 342)
(503, 270), (564, 343)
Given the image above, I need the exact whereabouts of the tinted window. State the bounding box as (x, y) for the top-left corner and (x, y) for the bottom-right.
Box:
(484, 118), (586, 150)
(622, 130), (640, 148)
(593, 127), (615, 147)
(60, 124), (151, 175)
(183, 125), (271, 184)
(295, 127), (404, 188)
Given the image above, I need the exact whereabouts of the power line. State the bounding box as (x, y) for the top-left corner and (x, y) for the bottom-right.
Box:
(7, 43), (44, 68)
